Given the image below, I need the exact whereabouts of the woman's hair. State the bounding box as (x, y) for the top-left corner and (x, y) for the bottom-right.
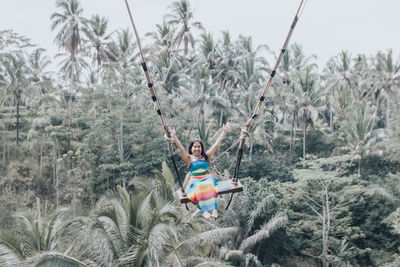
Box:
(188, 138), (209, 161)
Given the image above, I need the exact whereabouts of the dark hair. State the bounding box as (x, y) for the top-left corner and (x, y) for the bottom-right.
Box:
(188, 138), (209, 161)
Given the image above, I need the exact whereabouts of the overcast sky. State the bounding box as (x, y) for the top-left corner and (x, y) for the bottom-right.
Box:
(1, 0), (399, 69)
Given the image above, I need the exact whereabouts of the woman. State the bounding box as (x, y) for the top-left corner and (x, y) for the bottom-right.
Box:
(168, 123), (231, 218)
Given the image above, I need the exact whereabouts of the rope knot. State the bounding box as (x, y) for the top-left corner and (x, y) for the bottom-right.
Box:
(164, 134), (174, 143)
(240, 128), (250, 139)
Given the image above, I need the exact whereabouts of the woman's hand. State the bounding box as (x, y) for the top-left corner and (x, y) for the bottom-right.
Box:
(222, 122), (231, 134)
(167, 125), (176, 138)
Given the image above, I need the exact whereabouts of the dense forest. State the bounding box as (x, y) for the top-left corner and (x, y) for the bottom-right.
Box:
(1, 0), (400, 266)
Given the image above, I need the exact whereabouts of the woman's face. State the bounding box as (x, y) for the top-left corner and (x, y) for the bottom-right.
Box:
(191, 141), (202, 157)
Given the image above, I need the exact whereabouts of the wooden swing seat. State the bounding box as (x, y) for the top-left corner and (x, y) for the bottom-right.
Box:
(176, 180), (243, 204)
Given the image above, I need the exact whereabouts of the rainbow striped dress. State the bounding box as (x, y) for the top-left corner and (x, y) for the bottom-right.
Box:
(186, 160), (218, 213)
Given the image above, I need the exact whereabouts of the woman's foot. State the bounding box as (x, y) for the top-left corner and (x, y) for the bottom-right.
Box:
(211, 209), (218, 218)
(202, 211), (211, 219)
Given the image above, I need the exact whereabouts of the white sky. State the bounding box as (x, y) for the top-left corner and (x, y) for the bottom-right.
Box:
(1, 0), (399, 69)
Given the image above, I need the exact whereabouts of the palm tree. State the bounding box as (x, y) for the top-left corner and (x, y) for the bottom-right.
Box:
(145, 21), (176, 57)
(180, 63), (220, 121)
(236, 36), (268, 93)
(104, 29), (137, 81)
(83, 14), (113, 80)
(218, 194), (288, 266)
(0, 30), (34, 52)
(213, 31), (241, 92)
(71, 179), (179, 266)
(279, 43), (317, 85)
(293, 67), (323, 159)
(0, 53), (29, 145)
(51, 0), (87, 130)
(165, 0), (203, 56)
(0, 199), (84, 266)
(152, 48), (187, 94)
(323, 51), (354, 133)
(341, 101), (385, 176)
(371, 49), (400, 137)
(271, 44), (317, 150)
(199, 32), (219, 70)
(27, 48), (53, 95)
(50, 0), (86, 85)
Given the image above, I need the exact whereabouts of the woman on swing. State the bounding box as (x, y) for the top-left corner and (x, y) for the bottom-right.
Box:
(168, 123), (231, 218)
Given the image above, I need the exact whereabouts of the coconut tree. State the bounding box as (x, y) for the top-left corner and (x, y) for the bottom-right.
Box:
(152, 49), (187, 94)
(217, 193), (288, 266)
(104, 29), (137, 81)
(371, 49), (400, 137)
(323, 51), (355, 133)
(146, 21), (176, 57)
(213, 31), (241, 92)
(236, 36), (268, 94)
(279, 43), (317, 85)
(83, 14), (113, 80)
(51, 0), (86, 84)
(292, 66), (324, 159)
(165, 0), (203, 56)
(179, 62), (218, 120)
(70, 178), (179, 266)
(27, 48), (53, 95)
(51, 0), (87, 131)
(0, 199), (85, 266)
(341, 101), (385, 176)
(199, 32), (219, 70)
(0, 53), (29, 145)
(270, 44), (317, 150)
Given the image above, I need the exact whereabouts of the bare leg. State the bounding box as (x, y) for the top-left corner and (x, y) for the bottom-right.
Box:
(203, 211), (211, 219)
(211, 209), (218, 218)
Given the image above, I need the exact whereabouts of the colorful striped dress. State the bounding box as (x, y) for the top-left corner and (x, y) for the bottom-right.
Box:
(186, 160), (218, 213)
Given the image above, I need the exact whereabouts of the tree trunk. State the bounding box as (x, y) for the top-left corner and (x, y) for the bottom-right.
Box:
(292, 112), (297, 152)
(118, 111), (125, 189)
(249, 140), (253, 163)
(386, 94), (390, 138)
(53, 145), (60, 208)
(72, 161), (77, 214)
(358, 157), (362, 177)
(321, 203), (328, 267)
(184, 34), (189, 56)
(322, 186), (331, 267)
(2, 131), (6, 173)
(330, 101), (333, 134)
(303, 113), (306, 160)
(16, 95), (20, 145)
(289, 112), (294, 152)
(68, 66), (75, 129)
(40, 144), (43, 178)
(219, 110), (224, 127)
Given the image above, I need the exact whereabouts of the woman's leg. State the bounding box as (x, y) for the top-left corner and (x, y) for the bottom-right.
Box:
(203, 211), (211, 218)
(211, 209), (218, 218)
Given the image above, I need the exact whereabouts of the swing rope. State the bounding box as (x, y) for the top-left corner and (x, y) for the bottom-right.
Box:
(124, 0), (185, 194)
(225, 0), (308, 210)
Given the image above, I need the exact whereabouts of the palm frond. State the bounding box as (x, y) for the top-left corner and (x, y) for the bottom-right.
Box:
(162, 161), (176, 193)
(176, 227), (237, 249)
(0, 243), (23, 266)
(246, 194), (276, 235)
(368, 184), (399, 203)
(239, 212), (288, 251)
(26, 251), (88, 267)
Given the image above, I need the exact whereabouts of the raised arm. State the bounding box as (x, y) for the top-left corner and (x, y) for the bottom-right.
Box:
(206, 122), (231, 159)
(168, 126), (191, 167)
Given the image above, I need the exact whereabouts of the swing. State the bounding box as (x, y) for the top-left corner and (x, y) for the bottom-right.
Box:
(176, 179), (243, 204)
(124, 0), (307, 210)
